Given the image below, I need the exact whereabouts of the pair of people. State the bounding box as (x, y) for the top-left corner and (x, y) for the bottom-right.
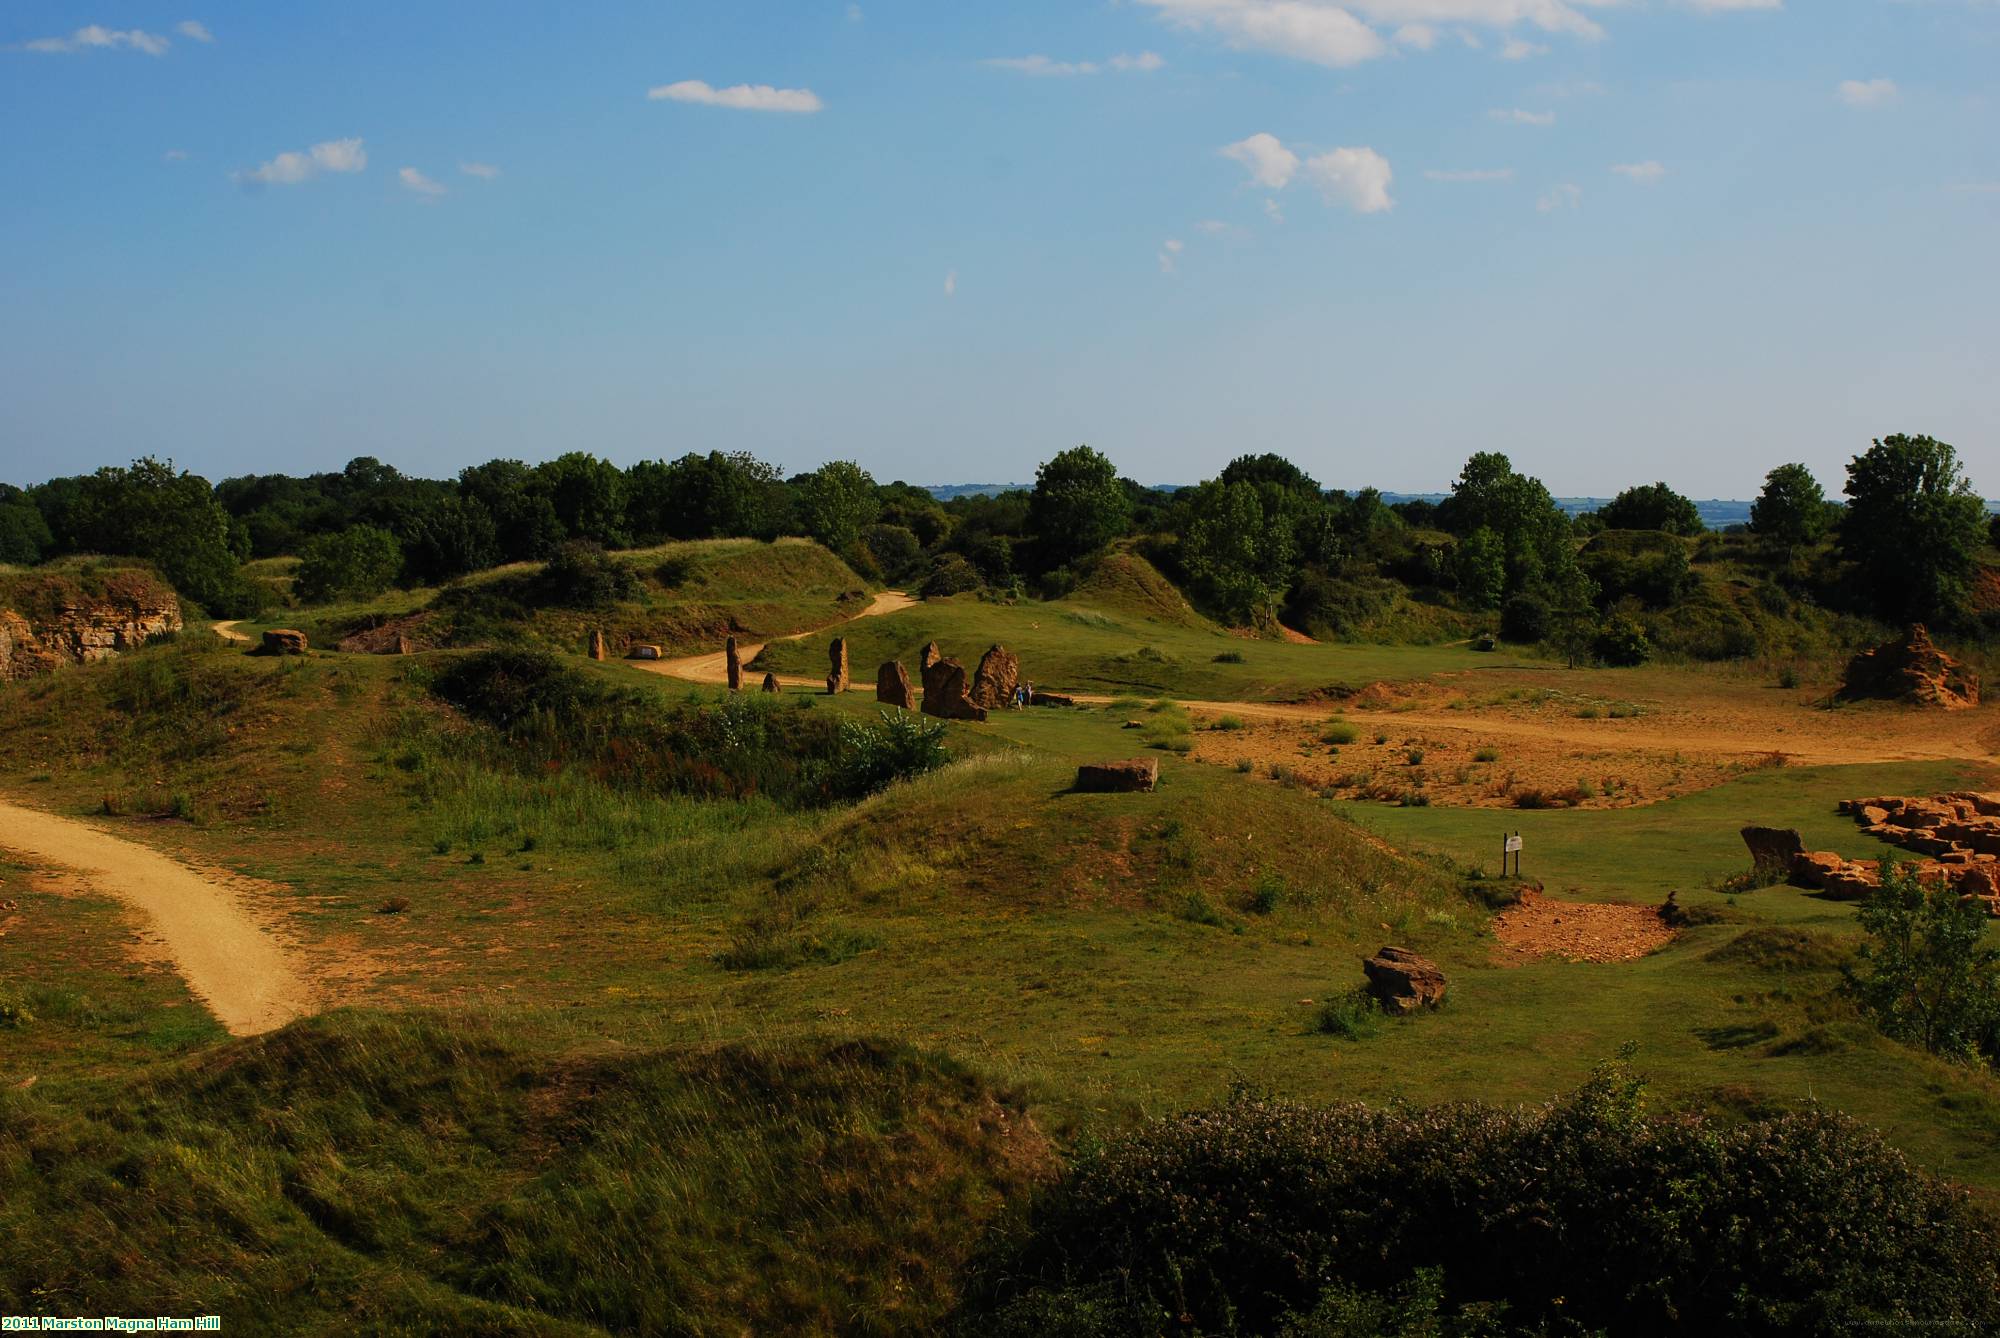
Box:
(1013, 682), (1035, 710)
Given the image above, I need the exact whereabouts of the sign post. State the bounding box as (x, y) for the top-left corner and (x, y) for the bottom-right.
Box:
(1503, 832), (1523, 879)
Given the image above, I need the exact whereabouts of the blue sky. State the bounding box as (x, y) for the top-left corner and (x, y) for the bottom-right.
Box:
(1, 1), (1994, 497)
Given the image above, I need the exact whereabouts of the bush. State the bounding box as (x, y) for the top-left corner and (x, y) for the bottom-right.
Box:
(1320, 722), (1357, 746)
(1313, 989), (1381, 1040)
(1498, 592), (1551, 643)
(1849, 859), (2000, 1063)
(1593, 613), (1652, 666)
(921, 553), (984, 598)
(294, 524), (403, 603)
(1212, 650), (1245, 664)
(537, 540), (637, 609)
(970, 1060), (2000, 1336)
(826, 711), (951, 800)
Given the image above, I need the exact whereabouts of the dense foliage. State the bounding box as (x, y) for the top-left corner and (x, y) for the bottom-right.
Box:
(969, 1061), (2000, 1336)
(1839, 434), (1988, 627)
(1849, 859), (2000, 1064)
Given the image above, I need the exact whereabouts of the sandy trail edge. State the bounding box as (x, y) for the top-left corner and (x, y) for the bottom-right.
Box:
(211, 620), (251, 643)
(0, 801), (315, 1035)
(637, 591), (919, 689)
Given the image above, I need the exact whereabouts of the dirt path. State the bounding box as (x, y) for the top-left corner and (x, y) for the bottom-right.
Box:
(1491, 889), (1677, 964)
(637, 591), (919, 689)
(0, 801), (315, 1035)
(211, 620), (251, 643)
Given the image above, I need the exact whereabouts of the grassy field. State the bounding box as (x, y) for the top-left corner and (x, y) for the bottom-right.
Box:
(3, 612), (2000, 1327)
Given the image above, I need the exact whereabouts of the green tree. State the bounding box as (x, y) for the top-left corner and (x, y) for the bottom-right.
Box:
(1597, 482), (1703, 535)
(294, 525), (404, 603)
(1849, 859), (2000, 1062)
(399, 494), (499, 585)
(1453, 527), (1506, 610)
(536, 452), (628, 547)
(797, 461), (879, 551)
(1434, 452), (1580, 599)
(1749, 463), (1830, 550)
(1027, 446), (1131, 568)
(460, 459), (564, 561)
(648, 452), (787, 540)
(1178, 479), (1293, 623)
(0, 487), (52, 565)
(1840, 434), (1987, 626)
(62, 458), (240, 609)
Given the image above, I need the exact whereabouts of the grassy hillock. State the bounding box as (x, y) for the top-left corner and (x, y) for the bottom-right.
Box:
(1061, 550), (1211, 630)
(0, 1012), (1050, 1334)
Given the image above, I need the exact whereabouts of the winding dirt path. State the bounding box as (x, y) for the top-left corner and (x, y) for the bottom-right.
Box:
(636, 591), (919, 689)
(0, 801), (315, 1035)
(211, 619), (251, 643)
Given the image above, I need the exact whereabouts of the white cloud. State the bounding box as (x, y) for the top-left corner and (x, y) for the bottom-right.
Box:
(1838, 78), (1898, 109)
(176, 20), (213, 42)
(985, 51), (1162, 75)
(943, 269), (957, 298)
(18, 25), (170, 55)
(1425, 167), (1513, 181)
(399, 167), (447, 198)
(1135, 0), (1621, 69)
(1221, 131), (1300, 189)
(459, 161), (501, 180)
(1195, 218), (1234, 233)
(646, 80), (824, 113)
(1305, 146), (1394, 213)
(1159, 238), (1185, 274)
(235, 137), (367, 186)
(1537, 182), (1582, 211)
(1488, 107), (1556, 125)
(1611, 160), (1666, 182)
(1684, 0), (1781, 10)
(1500, 36), (1548, 59)
(1264, 196), (1286, 223)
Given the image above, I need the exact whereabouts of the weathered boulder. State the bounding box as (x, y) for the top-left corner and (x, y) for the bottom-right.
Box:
(827, 637), (849, 695)
(629, 644), (662, 661)
(921, 657), (986, 722)
(260, 628), (308, 656)
(877, 660), (915, 709)
(1362, 946), (1447, 1015)
(1839, 625), (1980, 709)
(1742, 826), (1805, 879)
(761, 672), (781, 694)
(919, 641), (941, 674)
(968, 644), (1021, 710)
(1791, 850), (1846, 890)
(1074, 759), (1158, 793)
(589, 629), (607, 662)
(725, 636), (742, 692)
(1822, 865), (1881, 901)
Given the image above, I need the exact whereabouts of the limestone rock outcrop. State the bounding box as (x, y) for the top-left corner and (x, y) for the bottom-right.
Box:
(1839, 625), (1979, 709)
(0, 578), (183, 681)
(968, 644), (1020, 711)
(259, 628), (309, 656)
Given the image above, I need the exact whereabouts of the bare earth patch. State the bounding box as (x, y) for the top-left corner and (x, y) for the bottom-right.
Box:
(1491, 890), (1678, 964)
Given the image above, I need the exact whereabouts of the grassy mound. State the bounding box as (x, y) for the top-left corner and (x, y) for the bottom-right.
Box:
(1062, 551), (1211, 630)
(0, 1011), (1051, 1334)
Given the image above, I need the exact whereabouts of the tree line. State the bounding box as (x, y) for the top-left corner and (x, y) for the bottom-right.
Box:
(0, 436), (1988, 642)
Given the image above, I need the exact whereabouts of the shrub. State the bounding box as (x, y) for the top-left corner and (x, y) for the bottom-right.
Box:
(537, 540), (637, 609)
(1593, 613), (1652, 666)
(1849, 859), (2000, 1063)
(1246, 874), (1284, 914)
(1404, 748), (1424, 766)
(1320, 722), (1357, 746)
(1212, 650), (1245, 664)
(1210, 714), (1245, 731)
(1473, 746), (1499, 763)
(922, 553), (984, 597)
(972, 1061), (2000, 1336)
(1498, 592), (1551, 643)
(1313, 989), (1382, 1040)
(827, 711), (951, 800)
(294, 524), (403, 603)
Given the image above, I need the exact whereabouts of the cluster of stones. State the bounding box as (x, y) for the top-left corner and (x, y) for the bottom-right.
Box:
(867, 639), (1022, 722)
(1752, 792), (2000, 914)
(1838, 624), (1980, 709)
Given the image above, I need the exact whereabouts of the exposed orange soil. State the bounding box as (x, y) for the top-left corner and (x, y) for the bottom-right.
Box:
(1491, 889), (1678, 964)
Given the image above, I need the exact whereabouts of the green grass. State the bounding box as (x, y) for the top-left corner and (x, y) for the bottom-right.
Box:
(755, 594), (1548, 701)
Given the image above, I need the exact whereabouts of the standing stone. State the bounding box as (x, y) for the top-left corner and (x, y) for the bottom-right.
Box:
(921, 657), (987, 722)
(968, 644), (1021, 710)
(919, 641), (941, 674)
(761, 672), (781, 694)
(1740, 826), (1805, 880)
(589, 629), (607, 662)
(260, 628), (308, 656)
(725, 636), (742, 692)
(877, 660), (915, 709)
(827, 637), (849, 694)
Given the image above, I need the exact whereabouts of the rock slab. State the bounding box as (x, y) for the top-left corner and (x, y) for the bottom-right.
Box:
(725, 636), (742, 692)
(1074, 759), (1158, 793)
(877, 660), (914, 709)
(968, 644), (1020, 710)
(260, 628), (308, 656)
(827, 637), (849, 695)
(761, 672), (781, 694)
(1362, 946), (1447, 1015)
(1741, 826), (1805, 878)
(921, 657), (987, 722)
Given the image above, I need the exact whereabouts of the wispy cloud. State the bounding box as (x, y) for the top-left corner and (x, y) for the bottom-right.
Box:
(15, 24), (170, 56)
(1425, 167), (1514, 182)
(1305, 146), (1394, 213)
(1684, 0), (1781, 11)
(943, 269), (957, 298)
(1838, 78), (1898, 109)
(1134, 0), (1618, 70)
(163, 148), (190, 162)
(1538, 182), (1583, 212)
(1488, 107), (1557, 126)
(399, 167), (447, 198)
(234, 138), (367, 187)
(176, 20), (213, 43)
(1159, 238), (1185, 274)
(646, 80), (823, 113)
(983, 51), (1162, 76)
(1611, 160), (1666, 182)
(459, 161), (501, 180)
(1221, 132), (1300, 190)
(1500, 37), (1548, 60)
